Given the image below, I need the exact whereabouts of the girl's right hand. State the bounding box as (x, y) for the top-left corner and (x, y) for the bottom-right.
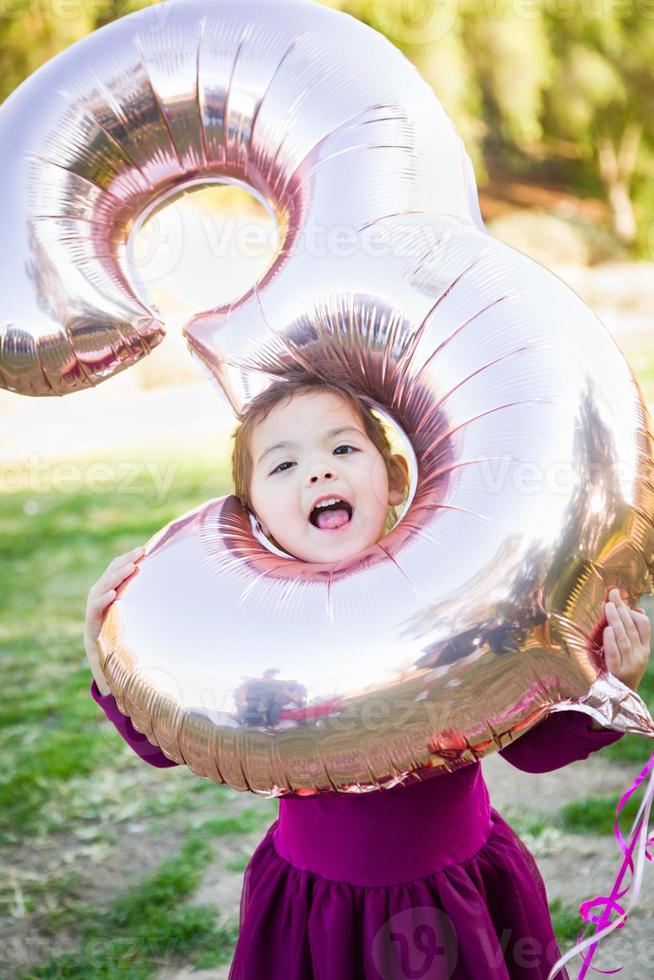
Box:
(84, 546), (144, 695)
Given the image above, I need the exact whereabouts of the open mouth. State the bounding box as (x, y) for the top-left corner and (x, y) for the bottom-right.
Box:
(309, 497), (353, 531)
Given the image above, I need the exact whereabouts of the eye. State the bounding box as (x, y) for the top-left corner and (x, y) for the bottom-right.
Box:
(270, 460), (294, 475)
(269, 445), (359, 476)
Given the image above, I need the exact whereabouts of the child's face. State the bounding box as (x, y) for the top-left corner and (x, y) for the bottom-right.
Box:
(249, 391), (406, 563)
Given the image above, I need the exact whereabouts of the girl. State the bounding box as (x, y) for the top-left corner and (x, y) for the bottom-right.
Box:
(85, 376), (651, 980)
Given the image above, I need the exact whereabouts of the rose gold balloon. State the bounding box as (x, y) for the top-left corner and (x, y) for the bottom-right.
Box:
(2, 0), (653, 793)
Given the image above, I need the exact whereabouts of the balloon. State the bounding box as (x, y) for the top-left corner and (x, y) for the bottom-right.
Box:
(2, 0), (654, 794)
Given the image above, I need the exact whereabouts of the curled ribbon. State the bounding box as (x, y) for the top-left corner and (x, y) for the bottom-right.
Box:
(547, 750), (654, 979)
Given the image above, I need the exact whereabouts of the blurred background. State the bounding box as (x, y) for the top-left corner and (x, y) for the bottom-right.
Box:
(1, 2), (653, 978)
(1, 0), (653, 467)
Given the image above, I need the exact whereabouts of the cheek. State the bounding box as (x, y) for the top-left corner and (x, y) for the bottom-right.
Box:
(249, 478), (272, 519)
(366, 461), (390, 511)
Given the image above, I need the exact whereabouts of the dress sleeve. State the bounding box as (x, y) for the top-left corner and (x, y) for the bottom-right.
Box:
(498, 708), (624, 773)
(90, 679), (180, 768)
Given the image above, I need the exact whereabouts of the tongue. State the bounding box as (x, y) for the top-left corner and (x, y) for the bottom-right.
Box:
(316, 508), (350, 530)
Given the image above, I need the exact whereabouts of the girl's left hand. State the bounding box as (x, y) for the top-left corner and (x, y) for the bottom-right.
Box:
(603, 587), (651, 693)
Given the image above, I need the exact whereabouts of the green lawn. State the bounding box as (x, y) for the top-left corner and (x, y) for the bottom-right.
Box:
(21, 832), (238, 979)
(0, 456), (235, 846)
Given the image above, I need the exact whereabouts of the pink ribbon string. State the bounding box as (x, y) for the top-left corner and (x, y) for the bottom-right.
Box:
(546, 749), (654, 980)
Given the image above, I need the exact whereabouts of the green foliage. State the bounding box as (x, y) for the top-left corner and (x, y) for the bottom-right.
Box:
(461, 4), (554, 147)
(0, 0), (150, 105)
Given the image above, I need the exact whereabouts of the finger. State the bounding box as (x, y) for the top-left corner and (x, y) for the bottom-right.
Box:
(90, 588), (116, 612)
(608, 591), (649, 648)
(111, 560), (140, 583)
(107, 547), (144, 570)
(631, 610), (651, 648)
(605, 601), (636, 654)
(86, 590), (116, 628)
(603, 626), (621, 671)
(607, 587), (634, 613)
(96, 560), (140, 592)
(613, 598), (640, 643)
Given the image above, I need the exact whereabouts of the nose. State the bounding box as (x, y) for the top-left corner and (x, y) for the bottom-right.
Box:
(307, 461), (337, 485)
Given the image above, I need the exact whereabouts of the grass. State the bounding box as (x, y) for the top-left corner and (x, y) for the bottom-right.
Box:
(18, 831), (239, 979)
(504, 812), (550, 840)
(0, 454), (275, 975)
(194, 809), (271, 837)
(0, 455), (232, 846)
(225, 852), (253, 873)
(15, 803), (276, 978)
(549, 897), (586, 950)
(558, 791), (644, 837)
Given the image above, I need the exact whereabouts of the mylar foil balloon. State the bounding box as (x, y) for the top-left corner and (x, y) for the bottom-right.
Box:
(2, 0), (654, 794)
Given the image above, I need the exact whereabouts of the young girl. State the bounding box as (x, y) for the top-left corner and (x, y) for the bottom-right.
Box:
(85, 376), (651, 980)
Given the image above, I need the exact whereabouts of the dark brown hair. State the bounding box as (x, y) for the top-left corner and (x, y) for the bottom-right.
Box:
(230, 376), (408, 534)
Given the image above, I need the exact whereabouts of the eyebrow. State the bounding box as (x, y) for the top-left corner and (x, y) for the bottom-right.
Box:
(257, 426), (363, 466)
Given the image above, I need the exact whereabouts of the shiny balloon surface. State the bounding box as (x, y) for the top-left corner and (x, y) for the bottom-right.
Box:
(2, 0), (653, 793)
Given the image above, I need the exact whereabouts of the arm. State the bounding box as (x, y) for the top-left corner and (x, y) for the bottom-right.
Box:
(84, 546), (144, 697)
(85, 546), (178, 768)
(90, 679), (180, 768)
(498, 708), (623, 774)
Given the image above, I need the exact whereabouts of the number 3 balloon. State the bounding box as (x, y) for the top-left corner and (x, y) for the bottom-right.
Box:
(2, 0), (654, 793)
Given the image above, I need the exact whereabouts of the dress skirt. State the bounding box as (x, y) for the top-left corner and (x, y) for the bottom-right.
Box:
(228, 763), (570, 980)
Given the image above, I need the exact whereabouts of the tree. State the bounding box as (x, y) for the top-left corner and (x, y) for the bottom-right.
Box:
(542, 6), (654, 245)
(0, 0), (148, 106)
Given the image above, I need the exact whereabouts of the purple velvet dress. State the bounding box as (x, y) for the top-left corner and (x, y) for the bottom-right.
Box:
(90, 679), (622, 979)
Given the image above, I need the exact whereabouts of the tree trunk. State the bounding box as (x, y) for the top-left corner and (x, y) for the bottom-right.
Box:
(597, 120), (642, 245)
(606, 180), (636, 242)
